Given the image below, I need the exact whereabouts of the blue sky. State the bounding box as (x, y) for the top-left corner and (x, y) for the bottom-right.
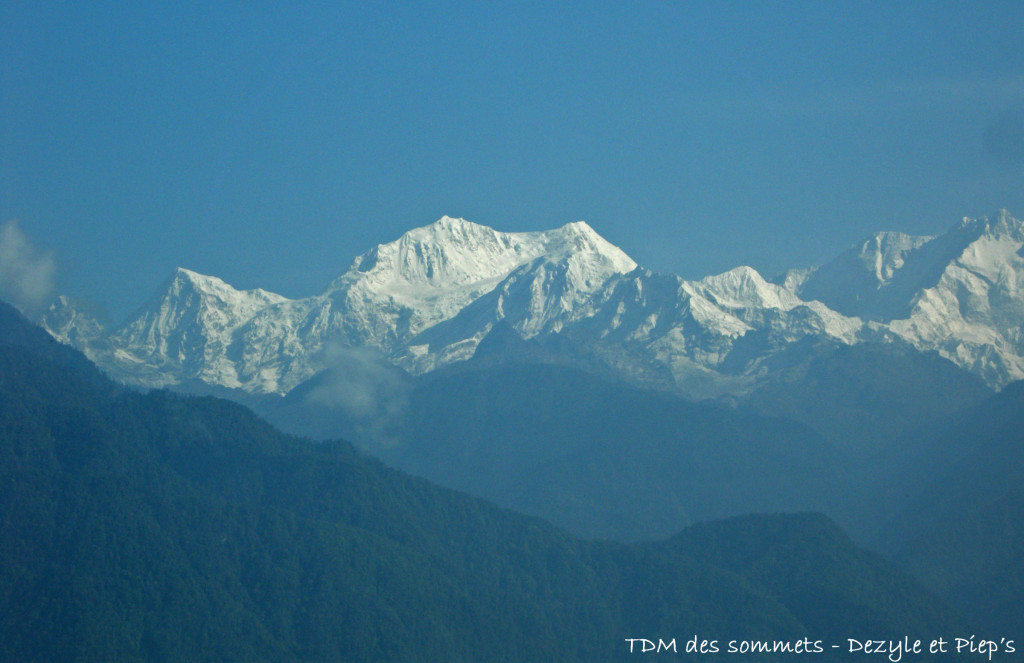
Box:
(3, 1), (1024, 322)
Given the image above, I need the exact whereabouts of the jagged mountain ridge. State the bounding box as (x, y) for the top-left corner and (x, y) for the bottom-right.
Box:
(786, 210), (1024, 387)
(49, 217), (638, 394)
(43, 210), (1024, 395)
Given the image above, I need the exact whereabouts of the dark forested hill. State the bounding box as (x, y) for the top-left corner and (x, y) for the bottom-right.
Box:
(0, 301), (960, 661)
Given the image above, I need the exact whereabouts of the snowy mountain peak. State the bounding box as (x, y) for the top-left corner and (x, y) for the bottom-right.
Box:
(558, 220), (603, 242)
(167, 267), (230, 295)
(109, 268), (289, 373)
(333, 216), (635, 294)
(956, 209), (1024, 242)
(397, 215), (496, 247)
(152, 267), (288, 312)
(47, 210), (1024, 397)
(41, 295), (106, 346)
(428, 214), (491, 235)
(174, 266), (207, 279)
(696, 266), (801, 310)
(306, 217), (639, 374)
(548, 221), (637, 272)
(340, 217), (535, 291)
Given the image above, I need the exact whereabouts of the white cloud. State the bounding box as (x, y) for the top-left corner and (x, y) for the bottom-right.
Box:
(0, 220), (57, 313)
(305, 343), (411, 448)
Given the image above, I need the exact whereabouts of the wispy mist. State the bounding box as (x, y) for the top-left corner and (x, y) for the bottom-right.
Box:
(0, 220), (56, 314)
(305, 343), (411, 448)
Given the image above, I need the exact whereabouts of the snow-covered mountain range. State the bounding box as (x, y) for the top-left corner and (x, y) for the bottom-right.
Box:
(42, 210), (1024, 396)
